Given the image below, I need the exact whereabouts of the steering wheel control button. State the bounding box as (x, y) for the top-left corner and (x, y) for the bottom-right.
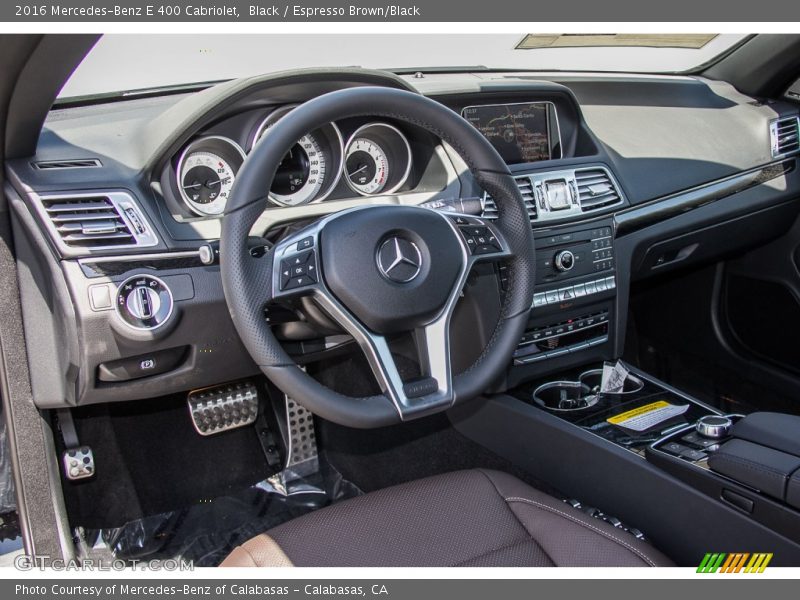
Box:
(115, 275), (174, 330)
(377, 236), (422, 283)
(187, 381), (259, 436)
(456, 220), (502, 256)
(281, 250), (318, 291)
(297, 236), (314, 251)
(696, 415), (733, 439)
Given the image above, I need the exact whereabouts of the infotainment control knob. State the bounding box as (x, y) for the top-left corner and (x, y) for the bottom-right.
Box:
(554, 249), (575, 272)
(115, 275), (174, 331)
(696, 415), (733, 439)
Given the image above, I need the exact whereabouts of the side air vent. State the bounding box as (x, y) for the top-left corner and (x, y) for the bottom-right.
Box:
(32, 159), (102, 170)
(482, 176), (537, 222)
(34, 191), (158, 254)
(770, 116), (800, 157)
(575, 168), (623, 212)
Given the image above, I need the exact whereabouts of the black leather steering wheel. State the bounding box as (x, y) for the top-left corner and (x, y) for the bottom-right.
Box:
(221, 87), (535, 428)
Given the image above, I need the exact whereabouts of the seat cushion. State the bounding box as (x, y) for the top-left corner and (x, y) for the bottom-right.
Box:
(221, 469), (672, 567)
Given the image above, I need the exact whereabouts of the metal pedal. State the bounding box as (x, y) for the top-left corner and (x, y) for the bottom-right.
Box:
(188, 381), (259, 436)
(283, 396), (319, 479)
(62, 447), (95, 481)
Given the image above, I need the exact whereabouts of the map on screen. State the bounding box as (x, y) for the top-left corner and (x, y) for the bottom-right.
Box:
(462, 102), (552, 164)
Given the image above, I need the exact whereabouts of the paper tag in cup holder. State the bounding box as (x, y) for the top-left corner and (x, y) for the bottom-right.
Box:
(601, 361), (630, 394)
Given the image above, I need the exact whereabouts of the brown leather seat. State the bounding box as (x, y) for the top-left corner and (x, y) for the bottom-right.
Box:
(221, 469), (672, 567)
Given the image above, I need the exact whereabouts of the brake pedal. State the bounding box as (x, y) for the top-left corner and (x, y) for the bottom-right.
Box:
(188, 381), (259, 436)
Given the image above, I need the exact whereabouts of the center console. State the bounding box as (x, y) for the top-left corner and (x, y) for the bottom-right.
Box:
(506, 217), (617, 386)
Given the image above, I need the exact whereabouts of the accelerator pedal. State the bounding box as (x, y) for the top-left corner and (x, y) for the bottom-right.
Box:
(283, 396), (319, 479)
(188, 381), (259, 436)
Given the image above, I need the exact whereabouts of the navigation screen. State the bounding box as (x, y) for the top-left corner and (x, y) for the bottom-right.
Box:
(462, 102), (553, 164)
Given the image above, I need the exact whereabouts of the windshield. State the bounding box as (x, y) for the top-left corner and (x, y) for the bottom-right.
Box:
(59, 33), (747, 100)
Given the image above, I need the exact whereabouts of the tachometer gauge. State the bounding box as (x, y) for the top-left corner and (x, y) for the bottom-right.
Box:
(250, 106), (344, 207)
(343, 123), (412, 197)
(345, 138), (389, 195)
(176, 136), (245, 217)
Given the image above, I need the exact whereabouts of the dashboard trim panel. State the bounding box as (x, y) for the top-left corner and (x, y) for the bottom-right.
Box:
(615, 159), (796, 236)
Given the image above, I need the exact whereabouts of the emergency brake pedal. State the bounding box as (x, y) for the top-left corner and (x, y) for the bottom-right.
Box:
(56, 409), (95, 481)
(188, 381), (259, 436)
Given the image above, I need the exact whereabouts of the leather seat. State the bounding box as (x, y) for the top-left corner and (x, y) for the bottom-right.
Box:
(221, 469), (672, 567)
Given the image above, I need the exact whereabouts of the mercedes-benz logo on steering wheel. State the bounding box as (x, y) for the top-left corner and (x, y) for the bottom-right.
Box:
(377, 236), (422, 283)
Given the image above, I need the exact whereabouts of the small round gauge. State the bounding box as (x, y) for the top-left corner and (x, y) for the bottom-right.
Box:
(343, 123), (412, 197)
(250, 106), (344, 207)
(345, 138), (389, 195)
(176, 136), (245, 217)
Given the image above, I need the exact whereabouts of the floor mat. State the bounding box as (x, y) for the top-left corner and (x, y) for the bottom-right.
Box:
(76, 462), (361, 567)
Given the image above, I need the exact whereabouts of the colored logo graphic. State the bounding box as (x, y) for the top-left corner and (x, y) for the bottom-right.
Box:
(697, 553), (773, 573)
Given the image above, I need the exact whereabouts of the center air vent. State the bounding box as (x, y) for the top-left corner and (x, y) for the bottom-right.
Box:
(35, 192), (158, 254)
(575, 168), (623, 212)
(770, 116), (800, 157)
(481, 176), (537, 222)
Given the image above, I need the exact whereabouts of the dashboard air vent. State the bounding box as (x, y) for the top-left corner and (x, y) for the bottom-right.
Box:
(32, 159), (102, 170)
(575, 168), (623, 212)
(35, 192), (158, 253)
(482, 176), (537, 222)
(770, 116), (800, 157)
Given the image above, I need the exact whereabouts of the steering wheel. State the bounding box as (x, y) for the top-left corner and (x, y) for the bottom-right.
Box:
(221, 87), (535, 428)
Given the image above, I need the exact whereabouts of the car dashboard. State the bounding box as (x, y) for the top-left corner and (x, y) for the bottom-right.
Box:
(5, 67), (800, 409)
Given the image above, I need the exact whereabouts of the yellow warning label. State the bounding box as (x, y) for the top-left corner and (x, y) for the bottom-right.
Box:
(608, 400), (671, 425)
(607, 400), (690, 432)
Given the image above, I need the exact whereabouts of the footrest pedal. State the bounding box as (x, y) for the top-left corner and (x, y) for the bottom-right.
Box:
(188, 381), (259, 436)
(63, 447), (95, 481)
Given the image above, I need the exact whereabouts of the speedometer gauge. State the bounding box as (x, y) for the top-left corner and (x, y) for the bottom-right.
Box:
(345, 138), (389, 195)
(269, 134), (327, 206)
(176, 136), (245, 217)
(250, 106), (344, 207)
(343, 123), (412, 197)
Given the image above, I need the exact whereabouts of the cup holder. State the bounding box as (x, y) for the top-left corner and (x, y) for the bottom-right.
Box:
(532, 369), (645, 412)
(579, 369), (644, 396)
(532, 381), (597, 412)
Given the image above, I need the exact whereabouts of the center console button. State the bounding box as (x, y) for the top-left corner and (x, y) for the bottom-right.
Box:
(680, 448), (708, 462)
(662, 442), (692, 456)
(545, 290), (559, 304)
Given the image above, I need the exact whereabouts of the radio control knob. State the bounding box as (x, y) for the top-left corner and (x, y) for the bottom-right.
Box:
(696, 415), (733, 439)
(554, 250), (575, 272)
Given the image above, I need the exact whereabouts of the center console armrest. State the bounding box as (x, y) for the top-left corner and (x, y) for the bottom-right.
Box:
(731, 412), (800, 456)
(707, 439), (800, 502)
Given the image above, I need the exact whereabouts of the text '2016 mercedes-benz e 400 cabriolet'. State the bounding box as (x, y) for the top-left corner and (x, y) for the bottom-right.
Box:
(2, 33), (800, 568)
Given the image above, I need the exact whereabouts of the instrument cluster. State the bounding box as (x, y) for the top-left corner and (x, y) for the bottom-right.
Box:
(173, 105), (415, 217)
